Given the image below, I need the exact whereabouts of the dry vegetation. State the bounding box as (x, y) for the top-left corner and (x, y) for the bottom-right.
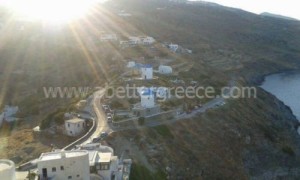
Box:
(1, 0), (300, 178)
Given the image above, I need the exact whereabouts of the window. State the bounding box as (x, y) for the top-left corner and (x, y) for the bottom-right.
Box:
(77, 124), (79, 127)
(68, 123), (70, 127)
(100, 163), (110, 170)
(60, 166), (64, 170)
(68, 176), (72, 179)
(52, 167), (56, 172)
(77, 175), (80, 178)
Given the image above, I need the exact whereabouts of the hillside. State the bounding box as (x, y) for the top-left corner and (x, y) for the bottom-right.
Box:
(260, 12), (298, 21)
(105, 0), (300, 179)
(1, 0), (300, 178)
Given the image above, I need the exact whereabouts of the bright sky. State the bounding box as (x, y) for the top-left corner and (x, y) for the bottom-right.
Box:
(0, 0), (299, 20)
(195, 0), (300, 20)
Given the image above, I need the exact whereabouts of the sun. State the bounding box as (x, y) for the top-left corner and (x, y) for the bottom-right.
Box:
(7, 0), (97, 23)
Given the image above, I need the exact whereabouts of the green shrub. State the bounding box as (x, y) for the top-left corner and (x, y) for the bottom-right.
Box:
(138, 117), (145, 125)
(129, 163), (166, 180)
(282, 146), (295, 156)
(154, 125), (173, 138)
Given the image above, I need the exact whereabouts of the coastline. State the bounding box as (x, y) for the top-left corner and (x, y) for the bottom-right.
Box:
(258, 70), (300, 124)
(249, 69), (300, 86)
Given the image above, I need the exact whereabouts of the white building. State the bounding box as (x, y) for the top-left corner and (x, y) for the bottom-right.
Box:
(0, 105), (19, 124)
(169, 43), (179, 52)
(133, 87), (160, 117)
(37, 150), (90, 180)
(140, 88), (155, 108)
(65, 118), (86, 137)
(158, 65), (173, 74)
(128, 36), (140, 45)
(140, 36), (155, 45)
(89, 151), (119, 180)
(100, 34), (118, 42)
(0, 159), (16, 180)
(128, 36), (155, 45)
(141, 65), (153, 80)
(78, 143), (132, 180)
(127, 61), (136, 68)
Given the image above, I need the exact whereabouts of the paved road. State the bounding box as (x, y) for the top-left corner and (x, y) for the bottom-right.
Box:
(81, 89), (113, 145)
(111, 96), (226, 131)
(16, 71), (232, 171)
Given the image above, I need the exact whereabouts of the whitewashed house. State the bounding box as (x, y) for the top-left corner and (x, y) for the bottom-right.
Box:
(140, 88), (155, 108)
(119, 40), (130, 47)
(65, 118), (86, 137)
(3, 106), (19, 119)
(128, 36), (155, 45)
(78, 143), (132, 180)
(133, 87), (160, 117)
(128, 36), (141, 45)
(0, 159), (16, 180)
(0, 105), (19, 124)
(158, 65), (173, 74)
(141, 64), (153, 80)
(127, 61), (136, 68)
(37, 150), (90, 180)
(168, 43), (179, 52)
(140, 36), (155, 45)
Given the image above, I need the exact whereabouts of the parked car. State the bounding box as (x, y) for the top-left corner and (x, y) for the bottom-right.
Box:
(92, 137), (101, 143)
(102, 104), (107, 108)
(107, 116), (112, 123)
(100, 132), (108, 138)
(104, 107), (111, 113)
(107, 113), (112, 117)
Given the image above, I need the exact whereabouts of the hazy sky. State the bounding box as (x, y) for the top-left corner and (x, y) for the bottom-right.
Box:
(1, 0), (299, 20)
(196, 0), (300, 19)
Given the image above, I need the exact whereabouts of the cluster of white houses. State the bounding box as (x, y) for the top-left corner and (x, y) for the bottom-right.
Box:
(37, 143), (131, 180)
(0, 143), (131, 180)
(120, 36), (156, 47)
(123, 61), (172, 117)
(127, 61), (173, 79)
(0, 105), (19, 127)
(127, 61), (154, 80)
(162, 42), (192, 54)
(99, 33), (156, 48)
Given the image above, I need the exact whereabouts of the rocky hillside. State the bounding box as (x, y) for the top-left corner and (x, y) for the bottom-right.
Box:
(104, 0), (300, 179)
(1, 0), (300, 178)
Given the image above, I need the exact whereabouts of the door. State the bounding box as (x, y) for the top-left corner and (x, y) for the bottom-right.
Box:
(42, 168), (48, 179)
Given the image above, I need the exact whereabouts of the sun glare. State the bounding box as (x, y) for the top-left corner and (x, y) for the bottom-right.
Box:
(7, 0), (98, 23)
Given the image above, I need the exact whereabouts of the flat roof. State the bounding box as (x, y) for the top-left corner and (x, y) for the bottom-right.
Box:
(0, 160), (14, 171)
(39, 150), (88, 161)
(99, 153), (112, 163)
(65, 118), (85, 124)
(88, 151), (98, 163)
